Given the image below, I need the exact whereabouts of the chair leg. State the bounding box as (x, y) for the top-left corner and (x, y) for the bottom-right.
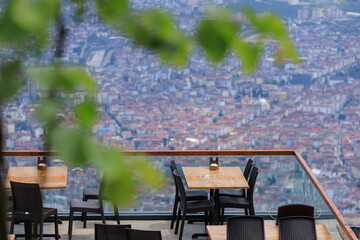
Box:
(170, 196), (179, 229)
(54, 211), (59, 240)
(83, 212), (87, 228)
(205, 212), (208, 226)
(250, 205), (255, 215)
(178, 210), (186, 240)
(68, 210), (74, 240)
(245, 209), (249, 216)
(221, 208), (225, 225)
(113, 202), (120, 224)
(9, 215), (14, 234)
(33, 220), (38, 239)
(39, 221), (43, 240)
(101, 209), (106, 224)
(174, 208), (181, 234)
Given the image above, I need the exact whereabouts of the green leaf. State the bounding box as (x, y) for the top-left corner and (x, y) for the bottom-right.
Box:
(96, 0), (129, 24)
(75, 101), (98, 127)
(31, 66), (96, 93)
(234, 40), (263, 74)
(0, 61), (22, 103)
(243, 8), (299, 64)
(196, 9), (240, 62)
(10, 0), (59, 33)
(50, 127), (93, 164)
(131, 157), (165, 189)
(35, 100), (60, 123)
(123, 10), (191, 66)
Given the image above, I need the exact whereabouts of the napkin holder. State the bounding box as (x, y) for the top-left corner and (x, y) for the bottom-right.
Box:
(209, 157), (219, 170)
(37, 156), (47, 170)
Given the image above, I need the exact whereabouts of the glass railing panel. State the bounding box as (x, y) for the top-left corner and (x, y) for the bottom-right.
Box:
(1, 153), (356, 239)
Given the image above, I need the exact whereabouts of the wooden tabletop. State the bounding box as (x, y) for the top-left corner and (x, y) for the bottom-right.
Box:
(5, 166), (68, 189)
(206, 224), (332, 240)
(182, 167), (249, 189)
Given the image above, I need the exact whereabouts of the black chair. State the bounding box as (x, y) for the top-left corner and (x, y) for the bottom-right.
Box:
(169, 160), (208, 229)
(276, 203), (314, 225)
(126, 228), (162, 240)
(9, 181), (59, 240)
(68, 180), (106, 240)
(83, 178), (120, 225)
(95, 223), (131, 240)
(278, 216), (317, 240)
(173, 170), (215, 240)
(227, 216), (265, 240)
(218, 159), (254, 198)
(219, 166), (259, 224)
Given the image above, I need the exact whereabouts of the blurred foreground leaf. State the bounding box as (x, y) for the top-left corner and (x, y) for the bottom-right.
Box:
(196, 9), (240, 62)
(50, 126), (94, 165)
(96, 0), (129, 24)
(0, 61), (22, 103)
(234, 40), (263, 73)
(120, 10), (192, 66)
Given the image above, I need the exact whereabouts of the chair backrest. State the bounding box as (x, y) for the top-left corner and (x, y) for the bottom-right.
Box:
(126, 228), (162, 240)
(278, 216), (317, 240)
(169, 160), (179, 194)
(246, 166), (259, 200)
(10, 181), (43, 216)
(173, 170), (187, 207)
(95, 224), (131, 240)
(227, 216), (265, 240)
(276, 203), (314, 225)
(243, 159), (254, 181)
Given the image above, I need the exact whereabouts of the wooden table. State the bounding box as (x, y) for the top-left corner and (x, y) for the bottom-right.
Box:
(5, 166), (68, 189)
(182, 166), (249, 226)
(207, 224), (332, 240)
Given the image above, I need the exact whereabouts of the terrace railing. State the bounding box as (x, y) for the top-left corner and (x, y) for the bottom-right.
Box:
(1, 150), (358, 239)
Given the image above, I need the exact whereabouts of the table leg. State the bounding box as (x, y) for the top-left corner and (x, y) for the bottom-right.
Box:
(213, 189), (220, 225)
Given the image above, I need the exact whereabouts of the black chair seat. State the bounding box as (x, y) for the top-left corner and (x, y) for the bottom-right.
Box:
(219, 196), (251, 208)
(83, 188), (99, 200)
(185, 190), (208, 200)
(70, 199), (101, 210)
(218, 189), (244, 198)
(186, 200), (215, 213)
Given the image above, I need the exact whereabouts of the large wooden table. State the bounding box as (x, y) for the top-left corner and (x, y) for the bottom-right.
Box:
(206, 224), (332, 240)
(182, 166), (249, 226)
(5, 166), (68, 189)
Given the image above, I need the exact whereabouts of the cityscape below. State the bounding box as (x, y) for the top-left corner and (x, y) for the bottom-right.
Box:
(1, 0), (360, 225)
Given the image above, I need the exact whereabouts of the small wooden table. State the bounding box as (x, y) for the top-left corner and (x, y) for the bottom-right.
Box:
(182, 166), (249, 226)
(206, 224), (332, 240)
(5, 166), (68, 189)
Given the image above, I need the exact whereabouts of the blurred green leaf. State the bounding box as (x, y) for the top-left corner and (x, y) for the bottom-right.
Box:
(75, 101), (98, 128)
(70, 0), (87, 17)
(131, 157), (165, 189)
(35, 100), (60, 123)
(10, 0), (58, 33)
(196, 9), (240, 62)
(234, 40), (263, 74)
(31, 66), (96, 93)
(243, 8), (299, 64)
(123, 10), (191, 66)
(0, 61), (22, 103)
(96, 0), (129, 24)
(96, 150), (136, 204)
(50, 126), (93, 164)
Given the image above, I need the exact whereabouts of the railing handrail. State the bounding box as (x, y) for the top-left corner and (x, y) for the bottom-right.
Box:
(2, 149), (357, 239)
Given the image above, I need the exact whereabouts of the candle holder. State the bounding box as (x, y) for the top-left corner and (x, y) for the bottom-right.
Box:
(37, 156), (47, 170)
(209, 157), (219, 170)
